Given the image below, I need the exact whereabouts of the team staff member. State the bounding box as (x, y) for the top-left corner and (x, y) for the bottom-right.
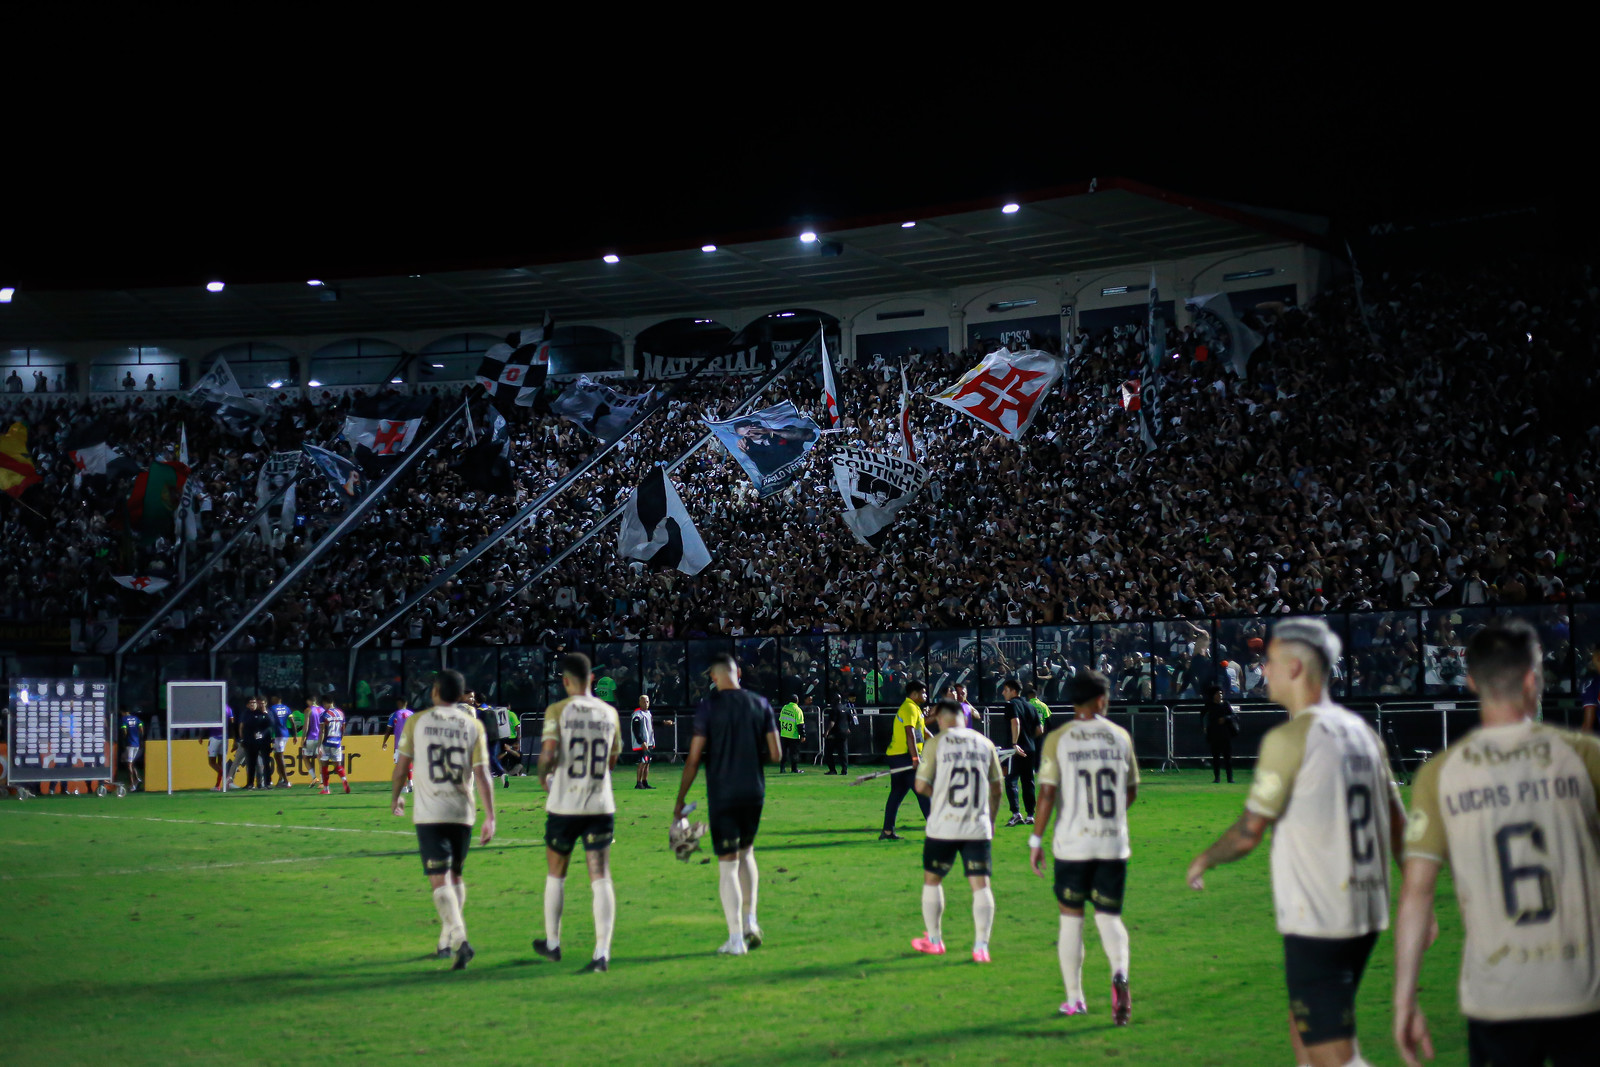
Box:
(823, 697), (854, 775)
(1187, 618), (1403, 1067)
(533, 653), (621, 973)
(674, 653), (783, 956)
(1024, 686), (1051, 732)
(239, 698), (274, 790)
(881, 681), (930, 841)
(630, 695), (655, 790)
(1199, 684), (1239, 784)
(1392, 619), (1600, 1067)
(910, 697), (1003, 962)
(1003, 679), (1042, 827)
(778, 695), (804, 774)
(391, 668), (495, 970)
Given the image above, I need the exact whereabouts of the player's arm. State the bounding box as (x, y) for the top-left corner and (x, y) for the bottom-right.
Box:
(1030, 737), (1057, 876)
(674, 735), (706, 821)
(1190, 721), (1301, 889)
(1187, 808), (1272, 888)
(766, 730), (783, 764)
(472, 723), (495, 845)
(537, 705), (562, 789)
(1392, 858), (1441, 1067)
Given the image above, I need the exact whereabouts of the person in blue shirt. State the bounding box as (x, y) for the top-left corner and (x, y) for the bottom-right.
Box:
(118, 708), (144, 792)
(266, 693), (297, 787)
(1580, 643), (1600, 734)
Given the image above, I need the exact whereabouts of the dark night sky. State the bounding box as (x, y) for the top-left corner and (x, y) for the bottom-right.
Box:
(2, 38), (1580, 292)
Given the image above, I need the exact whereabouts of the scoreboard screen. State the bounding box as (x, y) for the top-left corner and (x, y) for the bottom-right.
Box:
(6, 678), (115, 783)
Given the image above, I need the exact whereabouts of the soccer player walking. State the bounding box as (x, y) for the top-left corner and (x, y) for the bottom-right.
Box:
(630, 695), (655, 790)
(301, 696), (324, 780)
(1031, 670), (1139, 1022)
(1392, 619), (1600, 1067)
(673, 652), (783, 956)
(533, 653), (622, 974)
(1187, 618), (1403, 1067)
(383, 697), (414, 794)
(391, 669), (495, 970)
(118, 707), (143, 792)
(266, 694), (296, 787)
(910, 697), (1003, 962)
(319, 698), (350, 794)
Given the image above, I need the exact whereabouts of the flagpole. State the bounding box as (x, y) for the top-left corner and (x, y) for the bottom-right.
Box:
(441, 330), (821, 647)
(350, 329), (820, 654)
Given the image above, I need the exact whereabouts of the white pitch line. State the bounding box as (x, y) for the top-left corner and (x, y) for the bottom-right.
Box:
(0, 809), (544, 846)
(0, 852), (383, 881)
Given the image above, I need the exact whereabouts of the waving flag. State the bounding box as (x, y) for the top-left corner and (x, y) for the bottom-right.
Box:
(0, 421), (41, 497)
(820, 329), (840, 427)
(929, 349), (1062, 441)
(549, 376), (656, 444)
(832, 446), (927, 549)
(452, 410), (514, 495)
(704, 400), (823, 499)
(190, 358), (266, 437)
(127, 461), (188, 539)
(898, 363), (916, 462)
(113, 575), (171, 594)
(1186, 293), (1262, 379)
(304, 444), (365, 503)
(61, 421), (118, 486)
(344, 395), (432, 470)
(476, 315), (554, 413)
(618, 467), (710, 575)
(255, 451), (300, 540)
(1140, 269), (1165, 452)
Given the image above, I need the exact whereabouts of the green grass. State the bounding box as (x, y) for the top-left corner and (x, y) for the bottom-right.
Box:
(0, 768), (1465, 1066)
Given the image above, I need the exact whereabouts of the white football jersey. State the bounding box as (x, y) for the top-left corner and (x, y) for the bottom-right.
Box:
(916, 727), (1003, 841)
(1037, 717), (1140, 861)
(541, 695), (621, 816)
(399, 704), (488, 826)
(1406, 721), (1600, 1021)
(1247, 702), (1400, 938)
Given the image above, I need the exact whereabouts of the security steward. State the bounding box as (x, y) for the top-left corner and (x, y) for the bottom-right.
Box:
(880, 680), (929, 840)
(778, 695), (805, 774)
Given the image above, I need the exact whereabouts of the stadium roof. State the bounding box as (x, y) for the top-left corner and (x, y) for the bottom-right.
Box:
(0, 179), (1324, 344)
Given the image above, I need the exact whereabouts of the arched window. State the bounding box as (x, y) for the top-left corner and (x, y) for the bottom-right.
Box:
(309, 338), (404, 387)
(204, 342), (297, 390)
(420, 333), (500, 381)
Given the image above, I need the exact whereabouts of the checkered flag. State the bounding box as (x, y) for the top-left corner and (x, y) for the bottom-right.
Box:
(476, 314), (554, 414)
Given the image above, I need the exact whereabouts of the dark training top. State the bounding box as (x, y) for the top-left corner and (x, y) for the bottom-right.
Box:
(1007, 696), (1040, 755)
(693, 689), (779, 809)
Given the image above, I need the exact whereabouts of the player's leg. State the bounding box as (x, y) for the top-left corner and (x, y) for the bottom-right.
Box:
(418, 825), (466, 957)
(1282, 933), (1377, 1067)
(581, 839), (615, 972)
(965, 841), (995, 961)
(334, 750), (349, 792)
(208, 739), (223, 789)
(640, 752), (650, 788)
(1055, 860), (1090, 1015)
(1090, 862), (1131, 1026)
(535, 817), (574, 961)
(913, 867), (947, 954)
(709, 807), (747, 954)
(737, 805), (764, 946)
(273, 740), (289, 786)
(447, 825), (474, 968)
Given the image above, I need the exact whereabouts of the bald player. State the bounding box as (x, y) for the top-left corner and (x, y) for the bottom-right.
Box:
(909, 697), (1004, 962)
(1392, 618), (1600, 1067)
(1186, 618), (1403, 1067)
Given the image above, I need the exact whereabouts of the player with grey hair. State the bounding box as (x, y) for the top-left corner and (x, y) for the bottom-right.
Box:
(1186, 617), (1404, 1067)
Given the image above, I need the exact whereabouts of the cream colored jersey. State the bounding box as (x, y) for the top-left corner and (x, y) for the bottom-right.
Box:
(541, 695), (621, 816)
(1246, 701), (1400, 938)
(916, 727), (1004, 841)
(1405, 721), (1600, 1022)
(399, 704), (489, 825)
(1037, 716), (1140, 861)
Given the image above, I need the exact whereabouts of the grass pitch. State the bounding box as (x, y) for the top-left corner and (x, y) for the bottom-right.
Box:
(0, 768), (1465, 1065)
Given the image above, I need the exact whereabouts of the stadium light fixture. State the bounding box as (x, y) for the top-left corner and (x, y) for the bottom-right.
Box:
(0, 287), (14, 303)
(267, 380), (283, 389)
(306, 279), (324, 287)
(1001, 203), (1020, 214)
(900, 221), (916, 229)
(431, 362), (445, 368)
(307, 379), (322, 388)
(1102, 286), (1129, 296)
(603, 254), (620, 264)
(390, 377), (404, 384)
(205, 280), (225, 293)
(799, 231), (817, 243)
(694, 319), (714, 324)
(1222, 268), (1276, 282)
(701, 244), (717, 253)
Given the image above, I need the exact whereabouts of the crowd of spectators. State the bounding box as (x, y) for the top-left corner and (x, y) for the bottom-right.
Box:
(3, 262), (1597, 665)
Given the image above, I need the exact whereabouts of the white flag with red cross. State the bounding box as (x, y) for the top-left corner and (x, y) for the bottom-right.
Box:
(929, 349), (1063, 441)
(113, 575), (171, 594)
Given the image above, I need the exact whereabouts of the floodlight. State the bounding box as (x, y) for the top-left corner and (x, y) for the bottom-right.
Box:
(1001, 203), (1020, 214)
(206, 280), (225, 292)
(603, 254), (620, 264)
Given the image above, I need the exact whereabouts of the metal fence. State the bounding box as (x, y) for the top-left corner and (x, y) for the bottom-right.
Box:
(4, 604), (1594, 737)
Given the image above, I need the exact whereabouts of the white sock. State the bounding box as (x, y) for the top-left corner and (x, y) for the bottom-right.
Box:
(591, 877), (615, 961)
(1058, 914), (1085, 1003)
(1341, 1056), (1373, 1067)
(718, 860), (744, 942)
(432, 885), (465, 950)
(921, 884), (945, 943)
(1095, 911), (1130, 978)
(544, 875), (565, 948)
(972, 886), (995, 950)
(738, 849), (759, 930)
(454, 881), (466, 909)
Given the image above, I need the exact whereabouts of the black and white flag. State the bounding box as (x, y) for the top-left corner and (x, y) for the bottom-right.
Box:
(1186, 292), (1262, 379)
(303, 444), (365, 503)
(832, 446), (927, 549)
(190, 357), (266, 438)
(549, 376), (656, 443)
(475, 315), (553, 412)
(1140, 268), (1164, 452)
(618, 467), (710, 575)
(255, 451), (299, 541)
